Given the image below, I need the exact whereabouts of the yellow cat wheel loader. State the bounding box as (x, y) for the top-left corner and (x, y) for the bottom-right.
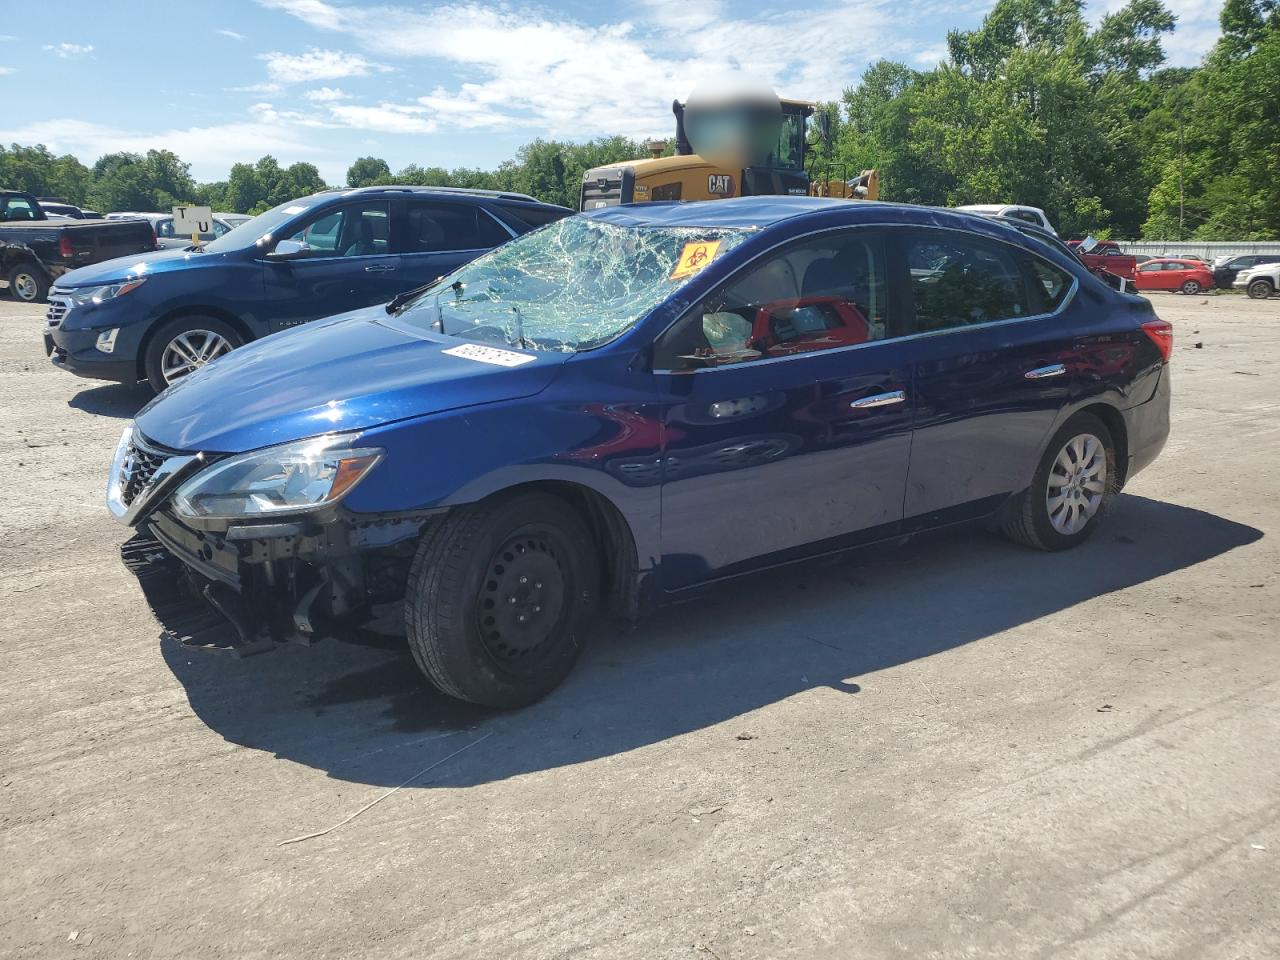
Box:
(579, 99), (878, 210)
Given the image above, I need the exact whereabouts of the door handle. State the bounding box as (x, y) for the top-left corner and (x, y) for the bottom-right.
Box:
(849, 390), (907, 409)
(364, 264), (397, 273)
(1024, 363), (1067, 380)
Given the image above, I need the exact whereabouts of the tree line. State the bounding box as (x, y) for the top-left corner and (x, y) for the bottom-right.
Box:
(2, 0), (1275, 240)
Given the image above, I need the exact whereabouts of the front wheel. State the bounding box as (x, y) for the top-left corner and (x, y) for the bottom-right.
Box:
(7, 262), (50, 304)
(143, 315), (243, 393)
(1180, 279), (1202, 295)
(1001, 414), (1117, 551)
(1247, 279), (1274, 300)
(405, 492), (598, 708)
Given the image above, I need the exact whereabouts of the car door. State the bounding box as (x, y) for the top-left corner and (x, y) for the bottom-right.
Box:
(898, 228), (1077, 527)
(262, 199), (400, 332)
(395, 199), (514, 295)
(652, 229), (914, 588)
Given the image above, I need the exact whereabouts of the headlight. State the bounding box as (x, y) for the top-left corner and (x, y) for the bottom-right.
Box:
(172, 434), (383, 519)
(66, 278), (146, 306)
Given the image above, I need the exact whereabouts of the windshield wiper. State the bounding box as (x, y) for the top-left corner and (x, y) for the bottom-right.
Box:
(386, 280), (439, 315)
(509, 305), (531, 350)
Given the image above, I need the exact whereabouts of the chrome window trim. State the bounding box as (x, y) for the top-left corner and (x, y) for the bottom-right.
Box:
(651, 221), (1080, 375)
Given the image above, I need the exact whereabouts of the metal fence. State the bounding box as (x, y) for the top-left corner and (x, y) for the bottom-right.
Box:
(1116, 241), (1280, 260)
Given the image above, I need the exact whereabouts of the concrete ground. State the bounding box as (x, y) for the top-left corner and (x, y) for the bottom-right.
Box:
(1, 292), (1277, 960)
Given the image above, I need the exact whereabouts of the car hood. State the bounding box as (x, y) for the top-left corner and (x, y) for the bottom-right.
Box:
(54, 247), (226, 287)
(135, 305), (571, 453)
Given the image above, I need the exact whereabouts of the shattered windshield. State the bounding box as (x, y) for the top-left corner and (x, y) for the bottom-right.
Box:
(390, 217), (752, 351)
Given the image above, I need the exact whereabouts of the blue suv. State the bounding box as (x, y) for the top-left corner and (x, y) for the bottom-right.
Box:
(107, 198), (1171, 708)
(45, 186), (571, 392)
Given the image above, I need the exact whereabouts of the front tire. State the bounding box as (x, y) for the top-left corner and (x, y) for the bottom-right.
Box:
(1247, 279), (1274, 300)
(405, 493), (597, 708)
(143, 315), (243, 393)
(7, 262), (50, 304)
(1002, 413), (1117, 551)
(1180, 279), (1202, 295)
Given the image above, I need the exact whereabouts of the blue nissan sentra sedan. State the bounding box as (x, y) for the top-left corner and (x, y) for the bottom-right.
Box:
(107, 197), (1171, 708)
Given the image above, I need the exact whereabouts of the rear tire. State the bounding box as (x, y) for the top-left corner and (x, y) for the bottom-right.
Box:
(1001, 413), (1117, 551)
(1247, 279), (1274, 300)
(7, 262), (50, 304)
(143, 315), (243, 393)
(405, 492), (597, 708)
(1180, 279), (1202, 295)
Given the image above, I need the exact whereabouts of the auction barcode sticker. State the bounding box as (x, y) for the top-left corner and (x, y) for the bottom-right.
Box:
(442, 343), (537, 367)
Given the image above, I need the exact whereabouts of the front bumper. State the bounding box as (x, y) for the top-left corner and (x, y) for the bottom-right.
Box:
(126, 506), (439, 654)
(48, 314), (145, 383)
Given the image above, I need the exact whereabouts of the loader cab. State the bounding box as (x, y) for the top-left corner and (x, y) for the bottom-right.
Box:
(579, 99), (816, 211)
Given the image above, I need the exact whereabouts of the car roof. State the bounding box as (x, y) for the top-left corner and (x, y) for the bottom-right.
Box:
(312, 184), (553, 205)
(954, 204), (1009, 214)
(581, 197), (1064, 240)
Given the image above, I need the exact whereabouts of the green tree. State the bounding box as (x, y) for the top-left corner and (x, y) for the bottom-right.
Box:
(346, 156), (391, 187)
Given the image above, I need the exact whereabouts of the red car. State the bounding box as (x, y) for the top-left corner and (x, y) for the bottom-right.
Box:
(1133, 258), (1214, 295)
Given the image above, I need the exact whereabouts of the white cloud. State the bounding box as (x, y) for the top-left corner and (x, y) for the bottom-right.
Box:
(44, 42), (93, 59)
(259, 47), (391, 83)
(913, 44), (949, 66)
(258, 0), (903, 140)
(327, 103), (436, 134)
(0, 66), (15, 75)
(217, 29), (247, 41)
(304, 85), (348, 102)
(227, 81), (284, 95)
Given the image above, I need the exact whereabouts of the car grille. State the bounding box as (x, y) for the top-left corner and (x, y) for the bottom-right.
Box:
(46, 295), (71, 328)
(119, 434), (177, 507)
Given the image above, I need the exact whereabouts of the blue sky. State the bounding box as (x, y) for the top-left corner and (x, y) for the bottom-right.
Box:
(0, 0), (1224, 186)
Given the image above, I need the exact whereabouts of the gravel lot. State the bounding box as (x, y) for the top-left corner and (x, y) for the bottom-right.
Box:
(1, 291), (1277, 960)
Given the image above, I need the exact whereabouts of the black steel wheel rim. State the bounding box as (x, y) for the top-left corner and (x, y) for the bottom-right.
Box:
(476, 528), (568, 667)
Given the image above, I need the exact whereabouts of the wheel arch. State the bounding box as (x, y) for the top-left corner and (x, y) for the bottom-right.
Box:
(136, 305), (255, 380)
(474, 479), (644, 622)
(1074, 402), (1129, 488)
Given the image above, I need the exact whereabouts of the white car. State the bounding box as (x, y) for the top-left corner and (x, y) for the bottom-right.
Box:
(954, 203), (1057, 235)
(1234, 263), (1280, 299)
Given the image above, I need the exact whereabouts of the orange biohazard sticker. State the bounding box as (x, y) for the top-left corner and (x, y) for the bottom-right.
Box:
(669, 240), (722, 280)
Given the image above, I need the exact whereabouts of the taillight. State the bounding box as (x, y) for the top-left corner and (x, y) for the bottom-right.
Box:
(1142, 318), (1173, 362)
(58, 234), (73, 258)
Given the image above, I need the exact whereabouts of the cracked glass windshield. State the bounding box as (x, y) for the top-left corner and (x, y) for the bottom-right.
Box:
(390, 217), (753, 351)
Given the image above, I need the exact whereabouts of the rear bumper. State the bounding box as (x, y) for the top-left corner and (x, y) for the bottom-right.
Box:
(1122, 365), (1170, 484)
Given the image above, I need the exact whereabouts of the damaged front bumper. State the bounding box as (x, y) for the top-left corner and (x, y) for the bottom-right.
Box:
(126, 507), (441, 656)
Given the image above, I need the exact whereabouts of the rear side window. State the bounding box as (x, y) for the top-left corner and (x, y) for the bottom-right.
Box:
(1023, 254), (1073, 312)
(906, 232), (1034, 331)
(495, 203), (570, 231)
(405, 203), (510, 253)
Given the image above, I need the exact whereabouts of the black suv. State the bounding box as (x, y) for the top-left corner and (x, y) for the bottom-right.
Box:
(1214, 254), (1280, 290)
(45, 186), (571, 392)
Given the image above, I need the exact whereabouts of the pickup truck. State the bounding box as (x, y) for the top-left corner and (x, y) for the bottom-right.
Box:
(1065, 239), (1138, 281)
(1, 190), (156, 303)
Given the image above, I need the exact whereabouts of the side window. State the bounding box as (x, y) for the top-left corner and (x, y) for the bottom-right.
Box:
(906, 232), (1032, 332)
(1022, 253), (1073, 312)
(654, 231), (889, 371)
(405, 203), (508, 253)
(1138, 261), (1163, 273)
(495, 203), (568, 231)
(650, 182), (683, 201)
(285, 202), (390, 257)
(156, 219), (174, 238)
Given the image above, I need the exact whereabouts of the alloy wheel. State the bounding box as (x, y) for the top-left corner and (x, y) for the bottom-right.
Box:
(1046, 433), (1107, 536)
(160, 329), (233, 384)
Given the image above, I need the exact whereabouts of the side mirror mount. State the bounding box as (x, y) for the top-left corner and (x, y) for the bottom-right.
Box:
(267, 239), (309, 261)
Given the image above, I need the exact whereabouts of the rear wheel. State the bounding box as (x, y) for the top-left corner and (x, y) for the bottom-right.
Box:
(144, 315), (243, 393)
(1180, 279), (1202, 295)
(7, 262), (49, 304)
(405, 492), (597, 708)
(1247, 278), (1274, 300)
(1002, 413), (1117, 551)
